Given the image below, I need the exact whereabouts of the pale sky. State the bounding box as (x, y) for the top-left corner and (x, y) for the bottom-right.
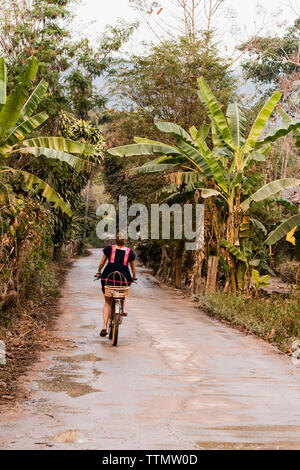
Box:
(73, 0), (300, 57)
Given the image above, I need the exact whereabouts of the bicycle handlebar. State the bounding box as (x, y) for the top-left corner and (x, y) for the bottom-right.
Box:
(93, 275), (137, 283)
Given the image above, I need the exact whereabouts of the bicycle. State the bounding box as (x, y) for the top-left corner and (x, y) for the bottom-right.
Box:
(94, 271), (132, 346)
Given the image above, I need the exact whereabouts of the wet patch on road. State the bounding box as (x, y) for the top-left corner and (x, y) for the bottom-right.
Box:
(197, 440), (300, 450)
(38, 372), (100, 398)
(49, 429), (79, 443)
(52, 354), (102, 363)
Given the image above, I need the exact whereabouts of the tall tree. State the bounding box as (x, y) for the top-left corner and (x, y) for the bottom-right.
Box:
(240, 19), (300, 92)
(0, 0), (137, 118)
(111, 35), (236, 131)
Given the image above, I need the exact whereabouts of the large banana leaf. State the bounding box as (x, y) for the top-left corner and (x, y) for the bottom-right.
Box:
(0, 57), (40, 137)
(22, 136), (98, 155)
(107, 143), (182, 157)
(201, 188), (222, 198)
(250, 218), (267, 235)
(277, 110), (300, 149)
(134, 136), (170, 146)
(155, 121), (194, 145)
(189, 124), (210, 142)
(211, 121), (225, 148)
(243, 91), (281, 153)
(156, 183), (181, 197)
(226, 102), (246, 147)
(18, 146), (91, 170)
(244, 145), (270, 164)
(0, 58), (6, 106)
(0, 85), (28, 138)
(19, 79), (48, 120)
(198, 77), (234, 149)
(265, 213), (300, 245)
(19, 56), (38, 86)
(220, 239), (247, 262)
(251, 151), (266, 162)
(241, 178), (300, 211)
(166, 171), (204, 185)
(255, 120), (300, 148)
(195, 135), (228, 193)
(176, 140), (212, 175)
(132, 163), (179, 174)
(6, 111), (49, 145)
(5, 168), (73, 216)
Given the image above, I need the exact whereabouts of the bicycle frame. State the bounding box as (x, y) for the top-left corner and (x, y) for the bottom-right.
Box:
(94, 272), (136, 346)
(111, 297), (124, 325)
(108, 294), (126, 346)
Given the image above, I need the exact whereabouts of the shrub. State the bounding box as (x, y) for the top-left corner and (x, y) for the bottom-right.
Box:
(200, 291), (300, 353)
(277, 261), (299, 284)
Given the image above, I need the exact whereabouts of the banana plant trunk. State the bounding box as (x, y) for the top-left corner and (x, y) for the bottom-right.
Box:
(174, 240), (184, 289)
(156, 245), (169, 282)
(83, 175), (91, 246)
(226, 195), (242, 293)
(190, 249), (205, 296)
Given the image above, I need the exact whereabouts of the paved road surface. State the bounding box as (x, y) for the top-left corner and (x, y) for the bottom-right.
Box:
(1, 249), (300, 450)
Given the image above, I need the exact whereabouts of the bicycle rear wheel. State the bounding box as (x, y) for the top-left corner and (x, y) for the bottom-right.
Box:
(112, 312), (119, 346)
(108, 320), (113, 339)
(108, 302), (113, 339)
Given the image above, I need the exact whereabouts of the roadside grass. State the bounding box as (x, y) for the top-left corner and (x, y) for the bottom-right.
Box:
(199, 291), (300, 354)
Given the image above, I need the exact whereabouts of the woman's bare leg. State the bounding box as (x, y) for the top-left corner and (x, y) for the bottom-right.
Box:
(103, 297), (111, 330)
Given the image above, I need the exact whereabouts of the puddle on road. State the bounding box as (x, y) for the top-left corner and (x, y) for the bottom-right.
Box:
(53, 354), (102, 363)
(49, 429), (79, 443)
(80, 325), (96, 329)
(211, 424), (300, 433)
(197, 440), (300, 450)
(38, 373), (100, 397)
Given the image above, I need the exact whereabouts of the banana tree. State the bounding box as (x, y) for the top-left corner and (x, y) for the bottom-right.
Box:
(108, 77), (300, 292)
(265, 211), (300, 287)
(0, 57), (99, 216)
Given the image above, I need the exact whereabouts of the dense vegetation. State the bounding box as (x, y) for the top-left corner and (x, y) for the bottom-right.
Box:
(0, 0), (299, 373)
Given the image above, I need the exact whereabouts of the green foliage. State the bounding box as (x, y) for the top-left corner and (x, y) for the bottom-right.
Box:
(251, 269), (270, 289)
(0, 0), (137, 118)
(0, 56), (99, 216)
(38, 111), (105, 246)
(201, 291), (300, 353)
(240, 19), (300, 86)
(277, 261), (299, 284)
(0, 194), (54, 310)
(266, 213), (300, 245)
(108, 75), (300, 291)
(220, 240), (247, 262)
(110, 36), (236, 131)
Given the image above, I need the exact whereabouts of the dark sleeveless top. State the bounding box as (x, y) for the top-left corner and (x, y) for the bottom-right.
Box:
(101, 245), (136, 292)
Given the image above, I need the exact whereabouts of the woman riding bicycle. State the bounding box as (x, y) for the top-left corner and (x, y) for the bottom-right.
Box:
(96, 233), (137, 337)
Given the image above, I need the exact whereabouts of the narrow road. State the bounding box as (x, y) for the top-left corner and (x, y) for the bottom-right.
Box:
(1, 249), (300, 450)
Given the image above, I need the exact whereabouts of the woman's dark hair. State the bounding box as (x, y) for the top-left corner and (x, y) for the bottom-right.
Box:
(116, 232), (125, 246)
